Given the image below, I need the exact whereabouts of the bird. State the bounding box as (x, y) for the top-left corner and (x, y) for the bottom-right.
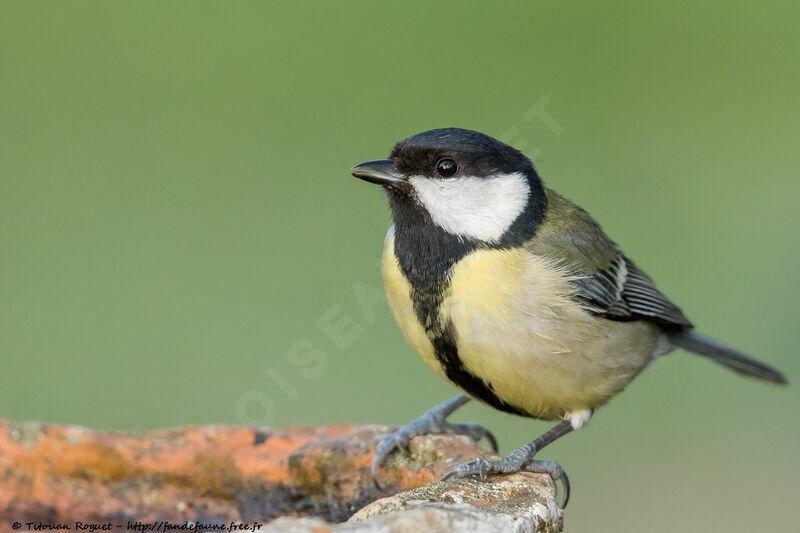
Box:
(350, 128), (787, 507)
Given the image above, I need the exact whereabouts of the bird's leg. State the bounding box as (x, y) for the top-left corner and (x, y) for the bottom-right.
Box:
(372, 394), (498, 490)
(442, 417), (582, 508)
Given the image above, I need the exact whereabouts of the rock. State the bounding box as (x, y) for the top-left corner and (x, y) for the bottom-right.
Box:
(0, 420), (561, 532)
(346, 475), (562, 533)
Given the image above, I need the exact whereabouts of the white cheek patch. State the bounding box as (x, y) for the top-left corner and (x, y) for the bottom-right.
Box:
(408, 172), (530, 242)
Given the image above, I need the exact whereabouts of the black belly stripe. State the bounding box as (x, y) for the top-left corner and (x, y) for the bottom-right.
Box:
(431, 321), (530, 417)
(410, 285), (529, 418)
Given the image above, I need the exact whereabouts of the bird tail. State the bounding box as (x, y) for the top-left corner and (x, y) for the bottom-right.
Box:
(666, 329), (787, 385)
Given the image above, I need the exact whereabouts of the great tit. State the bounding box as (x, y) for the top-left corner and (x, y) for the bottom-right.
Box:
(351, 128), (786, 506)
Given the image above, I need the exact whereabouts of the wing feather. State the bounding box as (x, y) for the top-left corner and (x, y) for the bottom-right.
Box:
(529, 190), (693, 328)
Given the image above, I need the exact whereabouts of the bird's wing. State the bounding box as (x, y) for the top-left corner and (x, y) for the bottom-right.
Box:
(527, 190), (693, 328)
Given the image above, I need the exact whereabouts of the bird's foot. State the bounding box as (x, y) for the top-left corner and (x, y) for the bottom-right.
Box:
(442, 443), (570, 508)
(372, 401), (497, 491)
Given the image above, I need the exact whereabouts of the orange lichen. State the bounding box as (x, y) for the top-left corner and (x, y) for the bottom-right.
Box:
(0, 420), (489, 525)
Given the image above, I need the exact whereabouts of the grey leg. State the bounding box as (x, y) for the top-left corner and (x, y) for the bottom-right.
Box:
(442, 420), (575, 507)
(372, 394), (498, 490)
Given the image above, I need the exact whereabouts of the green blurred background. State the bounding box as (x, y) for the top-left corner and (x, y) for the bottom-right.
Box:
(1, 1), (798, 531)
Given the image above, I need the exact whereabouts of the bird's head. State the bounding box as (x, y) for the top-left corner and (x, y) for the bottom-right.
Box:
(351, 128), (546, 245)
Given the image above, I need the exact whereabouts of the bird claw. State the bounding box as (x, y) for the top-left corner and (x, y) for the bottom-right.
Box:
(371, 414), (497, 491)
(447, 422), (499, 453)
(524, 459), (570, 509)
(442, 455), (495, 481)
(442, 455), (571, 509)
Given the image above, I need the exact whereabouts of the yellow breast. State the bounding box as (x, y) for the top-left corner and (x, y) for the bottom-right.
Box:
(381, 228), (447, 381)
(382, 228), (661, 420)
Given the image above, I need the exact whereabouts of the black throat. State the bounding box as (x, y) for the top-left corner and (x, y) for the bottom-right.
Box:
(386, 171), (547, 416)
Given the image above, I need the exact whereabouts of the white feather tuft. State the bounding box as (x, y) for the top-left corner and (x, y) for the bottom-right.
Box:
(564, 409), (592, 429)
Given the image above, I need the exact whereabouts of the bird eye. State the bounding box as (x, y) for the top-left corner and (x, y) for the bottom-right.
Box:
(435, 158), (458, 178)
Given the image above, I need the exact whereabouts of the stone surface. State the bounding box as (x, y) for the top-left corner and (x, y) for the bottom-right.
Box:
(0, 420), (561, 532)
(347, 475), (562, 532)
